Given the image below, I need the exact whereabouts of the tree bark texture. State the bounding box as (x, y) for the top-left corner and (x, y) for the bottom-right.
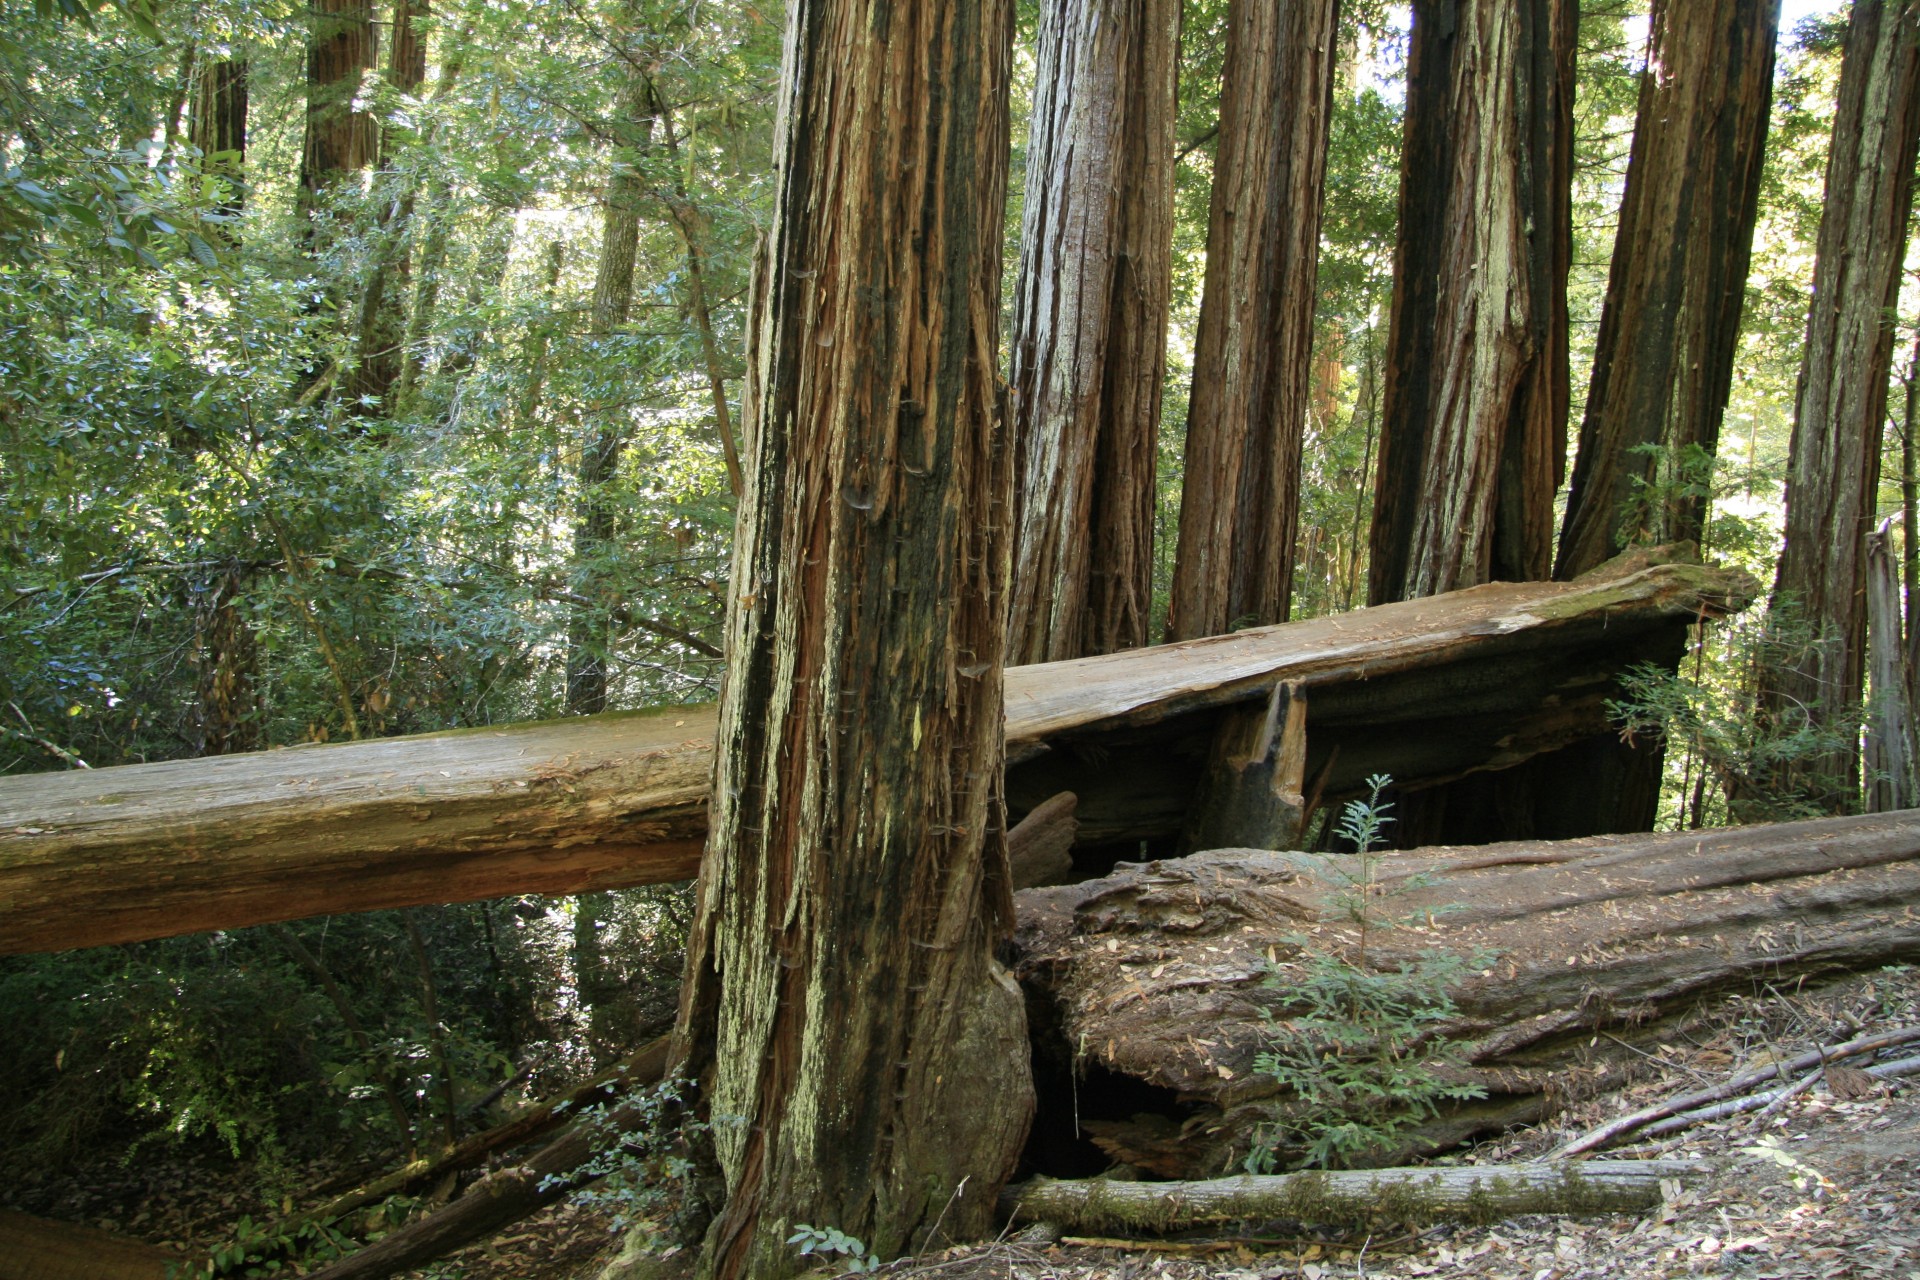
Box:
(298, 0), (378, 221)
(1002, 1161), (1700, 1230)
(1012, 811), (1920, 1178)
(1368, 0), (1574, 606)
(566, 73), (654, 716)
(1866, 519), (1919, 810)
(0, 555), (1753, 956)
(350, 0), (429, 410)
(667, 0), (1030, 1273)
(1006, 0), (1179, 661)
(189, 58), (248, 224)
(1762, 0), (1920, 809)
(1556, 0), (1778, 578)
(1165, 0), (1340, 640)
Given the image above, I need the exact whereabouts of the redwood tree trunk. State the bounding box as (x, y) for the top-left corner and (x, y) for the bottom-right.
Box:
(297, 0), (378, 225)
(1367, 0), (1573, 607)
(668, 0), (1031, 1274)
(564, 74), (652, 716)
(351, 0), (428, 411)
(1762, 0), (1920, 811)
(1165, 0), (1339, 640)
(189, 58), (248, 225)
(1556, 0), (1777, 578)
(1006, 0), (1179, 661)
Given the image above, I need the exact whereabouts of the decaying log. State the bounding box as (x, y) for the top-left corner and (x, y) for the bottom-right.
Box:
(1013, 810), (1920, 1178)
(0, 1208), (178, 1280)
(0, 553), (1751, 954)
(282, 1035), (669, 1235)
(1001, 1160), (1701, 1231)
(1010, 792), (1080, 889)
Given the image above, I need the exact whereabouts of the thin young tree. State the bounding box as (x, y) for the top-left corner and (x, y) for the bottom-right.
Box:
(1557, 0), (1779, 578)
(1367, 0), (1575, 607)
(1760, 0), (1920, 811)
(1005, 0), (1179, 661)
(1166, 0), (1340, 640)
(667, 0), (1030, 1275)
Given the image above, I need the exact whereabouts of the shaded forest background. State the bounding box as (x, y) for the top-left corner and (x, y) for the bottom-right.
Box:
(0, 0), (1904, 1249)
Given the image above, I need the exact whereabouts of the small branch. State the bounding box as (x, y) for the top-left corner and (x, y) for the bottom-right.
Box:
(1550, 1024), (1920, 1157)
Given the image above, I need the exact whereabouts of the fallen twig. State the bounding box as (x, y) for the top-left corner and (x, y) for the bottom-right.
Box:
(1550, 1025), (1920, 1158)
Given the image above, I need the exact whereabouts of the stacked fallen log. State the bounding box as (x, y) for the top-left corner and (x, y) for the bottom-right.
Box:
(273, 811), (1919, 1280)
(1012, 810), (1920, 1178)
(0, 552), (1751, 954)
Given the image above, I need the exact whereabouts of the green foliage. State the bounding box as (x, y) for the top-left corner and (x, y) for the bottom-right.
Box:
(1245, 776), (1488, 1171)
(787, 1223), (882, 1274)
(1608, 609), (1864, 827)
(545, 1074), (714, 1250)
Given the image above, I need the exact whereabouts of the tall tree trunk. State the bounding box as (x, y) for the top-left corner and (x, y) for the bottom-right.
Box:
(1556, 0), (1778, 578)
(1367, 0), (1574, 607)
(190, 58), (249, 228)
(1165, 0), (1340, 641)
(1005, 0), (1179, 661)
(668, 0), (1030, 1272)
(297, 0), (378, 230)
(564, 75), (652, 717)
(1760, 0), (1920, 812)
(351, 0), (428, 411)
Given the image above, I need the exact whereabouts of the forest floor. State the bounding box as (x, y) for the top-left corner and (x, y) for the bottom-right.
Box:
(3, 968), (1916, 1280)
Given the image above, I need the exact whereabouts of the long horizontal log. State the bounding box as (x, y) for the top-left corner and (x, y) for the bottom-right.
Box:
(1013, 809), (1920, 1177)
(0, 554), (1750, 954)
(1000, 1160), (1702, 1231)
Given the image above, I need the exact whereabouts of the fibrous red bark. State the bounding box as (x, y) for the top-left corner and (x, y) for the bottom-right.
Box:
(1166, 0), (1340, 640)
(1761, 0), (1920, 809)
(1006, 0), (1180, 662)
(666, 0), (1031, 1272)
(1368, 0), (1574, 606)
(1556, 0), (1778, 578)
(297, 0), (378, 222)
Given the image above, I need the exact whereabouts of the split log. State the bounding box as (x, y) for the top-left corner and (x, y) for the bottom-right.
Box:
(0, 553), (1751, 954)
(1001, 1160), (1701, 1231)
(1013, 810), (1920, 1178)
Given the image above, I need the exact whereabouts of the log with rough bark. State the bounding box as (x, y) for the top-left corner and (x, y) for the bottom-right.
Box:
(0, 553), (1752, 954)
(1001, 1160), (1702, 1231)
(1012, 810), (1920, 1179)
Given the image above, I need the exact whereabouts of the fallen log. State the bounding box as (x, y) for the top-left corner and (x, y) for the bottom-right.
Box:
(1012, 810), (1920, 1179)
(272, 810), (1913, 1280)
(0, 552), (1750, 954)
(1000, 1160), (1702, 1231)
(281, 1035), (669, 1235)
(0, 1208), (178, 1280)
